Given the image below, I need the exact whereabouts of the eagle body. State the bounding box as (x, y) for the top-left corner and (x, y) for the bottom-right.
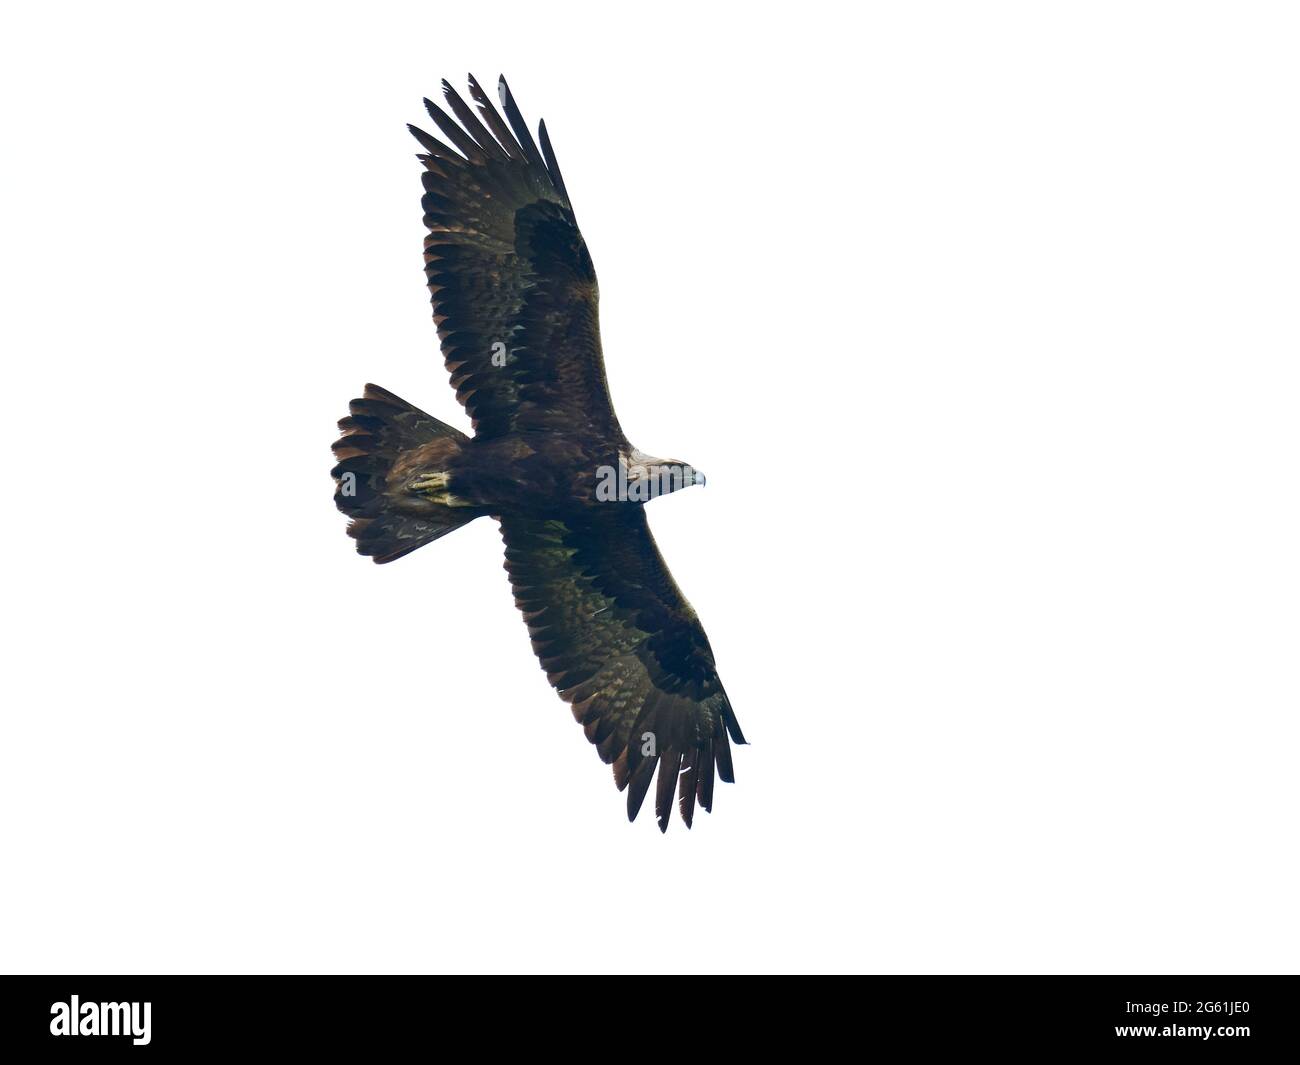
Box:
(331, 76), (744, 830)
(444, 431), (619, 512)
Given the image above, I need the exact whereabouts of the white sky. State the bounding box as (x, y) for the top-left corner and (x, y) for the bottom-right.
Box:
(2, 1), (1297, 974)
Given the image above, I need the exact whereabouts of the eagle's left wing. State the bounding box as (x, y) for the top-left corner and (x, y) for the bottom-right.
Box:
(499, 508), (745, 831)
(410, 76), (625, 444)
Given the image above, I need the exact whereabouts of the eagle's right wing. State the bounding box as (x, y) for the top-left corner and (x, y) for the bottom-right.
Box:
(498, 508), (745, 831)
(410, 76), (625, 443)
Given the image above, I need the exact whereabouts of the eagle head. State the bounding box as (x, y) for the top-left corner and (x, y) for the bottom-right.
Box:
(599, 448), (706, 503)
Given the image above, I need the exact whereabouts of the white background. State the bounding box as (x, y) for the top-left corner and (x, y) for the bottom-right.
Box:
(2, 2), (1297, 974)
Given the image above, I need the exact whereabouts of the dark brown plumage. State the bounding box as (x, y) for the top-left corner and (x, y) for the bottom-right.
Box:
(331, 76), (744, 830)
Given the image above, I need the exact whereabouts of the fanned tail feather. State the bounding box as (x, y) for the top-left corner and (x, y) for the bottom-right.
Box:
(330, 384), (475, 563)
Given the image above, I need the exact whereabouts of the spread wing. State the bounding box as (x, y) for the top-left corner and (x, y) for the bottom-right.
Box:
(500, 509), (745, 831)
(410, 75), (624, 442)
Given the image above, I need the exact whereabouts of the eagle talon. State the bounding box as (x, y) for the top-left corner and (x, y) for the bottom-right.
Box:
(407, 471), (450, 495)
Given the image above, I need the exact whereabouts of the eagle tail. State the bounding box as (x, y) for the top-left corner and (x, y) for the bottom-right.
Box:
(331, 383), (475, 563)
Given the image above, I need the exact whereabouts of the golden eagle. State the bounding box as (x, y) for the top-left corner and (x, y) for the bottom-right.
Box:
(331, 76), (744, 831)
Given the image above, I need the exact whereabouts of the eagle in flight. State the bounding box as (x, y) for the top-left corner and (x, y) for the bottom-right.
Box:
(331, 76), (745, 831)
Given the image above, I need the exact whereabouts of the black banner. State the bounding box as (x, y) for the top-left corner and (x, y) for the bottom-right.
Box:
(0, 976), (1292, 1053)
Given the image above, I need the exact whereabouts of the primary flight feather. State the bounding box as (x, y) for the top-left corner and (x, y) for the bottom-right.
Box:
(331, 75), (744, 831)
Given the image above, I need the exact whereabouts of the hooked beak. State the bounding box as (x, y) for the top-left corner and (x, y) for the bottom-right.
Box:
(693, 470), (707, 487)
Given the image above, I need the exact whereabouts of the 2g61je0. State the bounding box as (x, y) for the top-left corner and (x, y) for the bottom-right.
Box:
(1197, 1002), (1249, 1015)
